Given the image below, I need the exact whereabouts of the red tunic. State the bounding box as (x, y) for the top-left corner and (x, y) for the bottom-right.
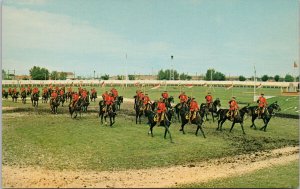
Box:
(51, 92), (58, 99)
(112, 89), (118, 98)
(190, 100), (199, 111)
(229, 100), (238, 110)
(60, 90), (64, 96)
(143, 96), (151, 105)
(72, 93), (79, 102)
(81, 91), (87, 98)
(258, 96), (267, 107)
(105, 95), (114, 105)
(157, 102), (166, 113)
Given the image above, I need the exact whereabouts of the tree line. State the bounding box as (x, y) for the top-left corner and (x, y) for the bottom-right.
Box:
(3, 66), (298, 82)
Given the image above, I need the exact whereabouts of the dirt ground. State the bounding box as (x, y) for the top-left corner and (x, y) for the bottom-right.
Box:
(2, 146), (298, 188)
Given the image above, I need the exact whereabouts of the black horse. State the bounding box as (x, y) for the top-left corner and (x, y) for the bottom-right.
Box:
(99, 100), (116, 126)
(12, 92), (19, 102)
(81, 96), (90, 112)
(248, 101), (281, 132)
(163, 96), (174, 109)
(69, 98), (84, 118)
(135, 99), (145, 124)
(90, 91), (97, 102)
(31, 93), (39, 107)
(42, 91), (49, 103)
(2, 91), (8, 99)
(115, 96), (123, 110)
(179, 103), (206, 138)
(145, 108), (173, 143)
(50, 97), (60, 114)
(202, 98), (221, 122)
(21, 91), (27, 104)
(59, 93), (66, 107)
(216, 105), (250, 134)
(66, 91), (73, 102)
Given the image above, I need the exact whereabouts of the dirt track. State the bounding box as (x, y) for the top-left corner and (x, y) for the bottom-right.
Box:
(2, 146), (298, 188)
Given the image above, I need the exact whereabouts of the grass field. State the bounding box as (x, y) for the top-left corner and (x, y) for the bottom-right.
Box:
(2, 85), (299, 187)
(178, 160), (299, 188)
(2, 98), (299, 172)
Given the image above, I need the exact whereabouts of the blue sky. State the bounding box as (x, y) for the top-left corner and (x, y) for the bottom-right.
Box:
(2, 0), (299, 78)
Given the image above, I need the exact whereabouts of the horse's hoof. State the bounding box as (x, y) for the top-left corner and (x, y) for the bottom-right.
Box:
(179, 129), (183, 131)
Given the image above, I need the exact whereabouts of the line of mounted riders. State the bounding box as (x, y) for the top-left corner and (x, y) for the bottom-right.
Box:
(2, 86), (124, 120)
(133, 90), (281, 143)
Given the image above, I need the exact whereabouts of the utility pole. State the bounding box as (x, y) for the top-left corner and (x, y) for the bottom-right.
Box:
(253, 65), (257, 102)
(93, 70), (95, 80)
(125, 53), (128, 87)
(170, 55), (174, 80)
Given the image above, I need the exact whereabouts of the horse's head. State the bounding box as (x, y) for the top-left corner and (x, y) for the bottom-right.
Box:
(240, 105), (251, 115)
(214, 98), (221, 107)
(168, 96), (174, 103)
(269, 101), (281, 112)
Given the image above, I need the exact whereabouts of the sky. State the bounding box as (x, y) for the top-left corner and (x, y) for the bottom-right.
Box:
(2, 0), (299, 78)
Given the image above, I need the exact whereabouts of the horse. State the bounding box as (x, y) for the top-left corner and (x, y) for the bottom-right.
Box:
(90, 91), (97, 102)
(163, 96), (174, 109)
(115, 96), (123, 110)
(12, 92), (19, 103)
(145, 108), (174, 143)
(50, 97), (60, 114)
(135, 99), (145, 124)
(179, 103), (206, 137)
(21, 91), (27, 104)
(216, 105), (250, 134)
(81, 96), (90, 112)
(202, 98), (221, 122)
(31, 93), (39, 107)
(248, 101), (281, 132)
(66, 91), (73, 102)
(69, 98), (84, 118)
(99, 100), (116, 126)
(42, 91), (49, 103)
(59, 93), (66, 107)
(2, 91), (8, 99)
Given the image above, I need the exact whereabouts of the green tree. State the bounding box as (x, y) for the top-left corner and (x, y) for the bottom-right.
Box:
(128, 75), (135, 80)
(117, 75), (123, 80)
(29, 66), (49, 80)
(101, 74), (109, 80)
(274, 75), (280, 82)
(239, 75), (246, 81)
(2, 69), (6, 79)
(205, 69), (215, 81)
(261, 75), (269, 82)
(59, 72), (67, 80)
(50, 71), (59, 80)
(157, 69), (179, 80)
(284, 74), (294, 82)
(179, 73), (192, 80)
(214, 72), (225, 80)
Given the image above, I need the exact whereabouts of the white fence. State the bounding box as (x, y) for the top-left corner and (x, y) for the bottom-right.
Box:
(1, 79), (299, 88)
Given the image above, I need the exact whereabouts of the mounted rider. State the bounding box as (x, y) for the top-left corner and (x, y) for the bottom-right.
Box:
(104, 92), (114, 113)
(27, 85), (32, 94)
(178, 92), (188, 109)
(205, 92), (213, 109)
(20, 86), (26, 93)
(32, 87), (39, 95)
(228, 96), (239, 120)
(257, 93), (268, 118)
(102, 91), (109, 102)
(156, 98), (167, 123)
(162, 91), (169, 104)
(111, 88), (118, 100)
(81, 89), (88, 101)
(71, 92), (79, 107)
(143, 93), (151, 110)
(51, 90), (58, 100)
(189, 98), (199, 121)
(8, 87), (12, 95)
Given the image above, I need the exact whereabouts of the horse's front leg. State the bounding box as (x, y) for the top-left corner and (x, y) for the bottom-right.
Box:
(180, 122), (186, 134)
(229, 122), (235, 133)
(196, 122), (206, 138)
(250, 116), (257, 129)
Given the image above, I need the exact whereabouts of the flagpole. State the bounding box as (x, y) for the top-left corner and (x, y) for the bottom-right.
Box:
(125, 53), (128, 88)
(253, 65), (256, 102)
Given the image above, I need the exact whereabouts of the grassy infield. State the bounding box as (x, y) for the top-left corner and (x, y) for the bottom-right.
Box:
(2, 86), (299, 187)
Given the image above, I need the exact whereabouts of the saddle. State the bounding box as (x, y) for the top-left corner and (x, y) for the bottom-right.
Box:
(226, 110), (239, 120)
(185, 111), (197, 121)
